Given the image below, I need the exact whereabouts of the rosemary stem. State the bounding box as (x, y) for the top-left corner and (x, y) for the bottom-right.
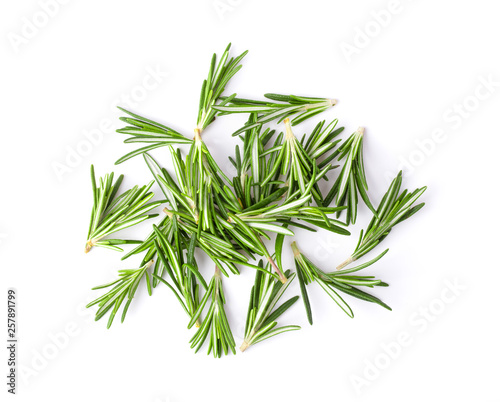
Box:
(302, 99), (337, 111)
(267, 256), (287, 283)
(241, 328), (256, 352)
(85, 240), (94, 254)
(336, 256), (355, 270)
(284, 118), (295, 139)
(291, 241), (300, 257)
(163, 208), (184, 223)
(240, 341), (250, 352)
(240, 172), (247, 189)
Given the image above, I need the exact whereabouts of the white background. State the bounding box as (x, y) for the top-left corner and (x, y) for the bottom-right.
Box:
(1, 0), (499, 401)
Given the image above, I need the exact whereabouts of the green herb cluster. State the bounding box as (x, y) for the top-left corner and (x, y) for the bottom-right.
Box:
(84, 44), (426, 356)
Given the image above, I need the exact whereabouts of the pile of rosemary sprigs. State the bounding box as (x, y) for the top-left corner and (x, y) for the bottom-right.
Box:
(84, 44), (426, 357)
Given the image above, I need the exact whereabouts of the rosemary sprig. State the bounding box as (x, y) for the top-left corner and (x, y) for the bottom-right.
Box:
(324, 127), (376, 224)
(241, 261), (300, 352)
(235, 194), (350, 236)
(302, 118), (344, 169)
(86, 260), (154, 328)
(151, 225), (205, 326)
(84, 44), (428, 358)
(224, 193), (350, 282)
(196, 43), (248, 134)
(336, 171), (426, 270)
(292, 242), (390, 323)
(188, 266), (236, 357)
(213, 93), (337, 136)
(229, 114), (277, 206)
(85, 165), (161, 253)
(184, 134), (232, 232)
(161, 208), (250, 277)
(260, 118), (335, 205)
(224, 211), (287, 282)
(169, 43), (248, 234)
(142, 153), (253, 275)
(115, 108), (192, 165)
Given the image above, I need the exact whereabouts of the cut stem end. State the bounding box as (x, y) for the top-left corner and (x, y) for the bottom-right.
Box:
(336, 256), (354, 271)
(194, 128), (202, 141)
(284, 118), (295, 140)
(267, 256), (287, 283)
(85, 241), (94, 254)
